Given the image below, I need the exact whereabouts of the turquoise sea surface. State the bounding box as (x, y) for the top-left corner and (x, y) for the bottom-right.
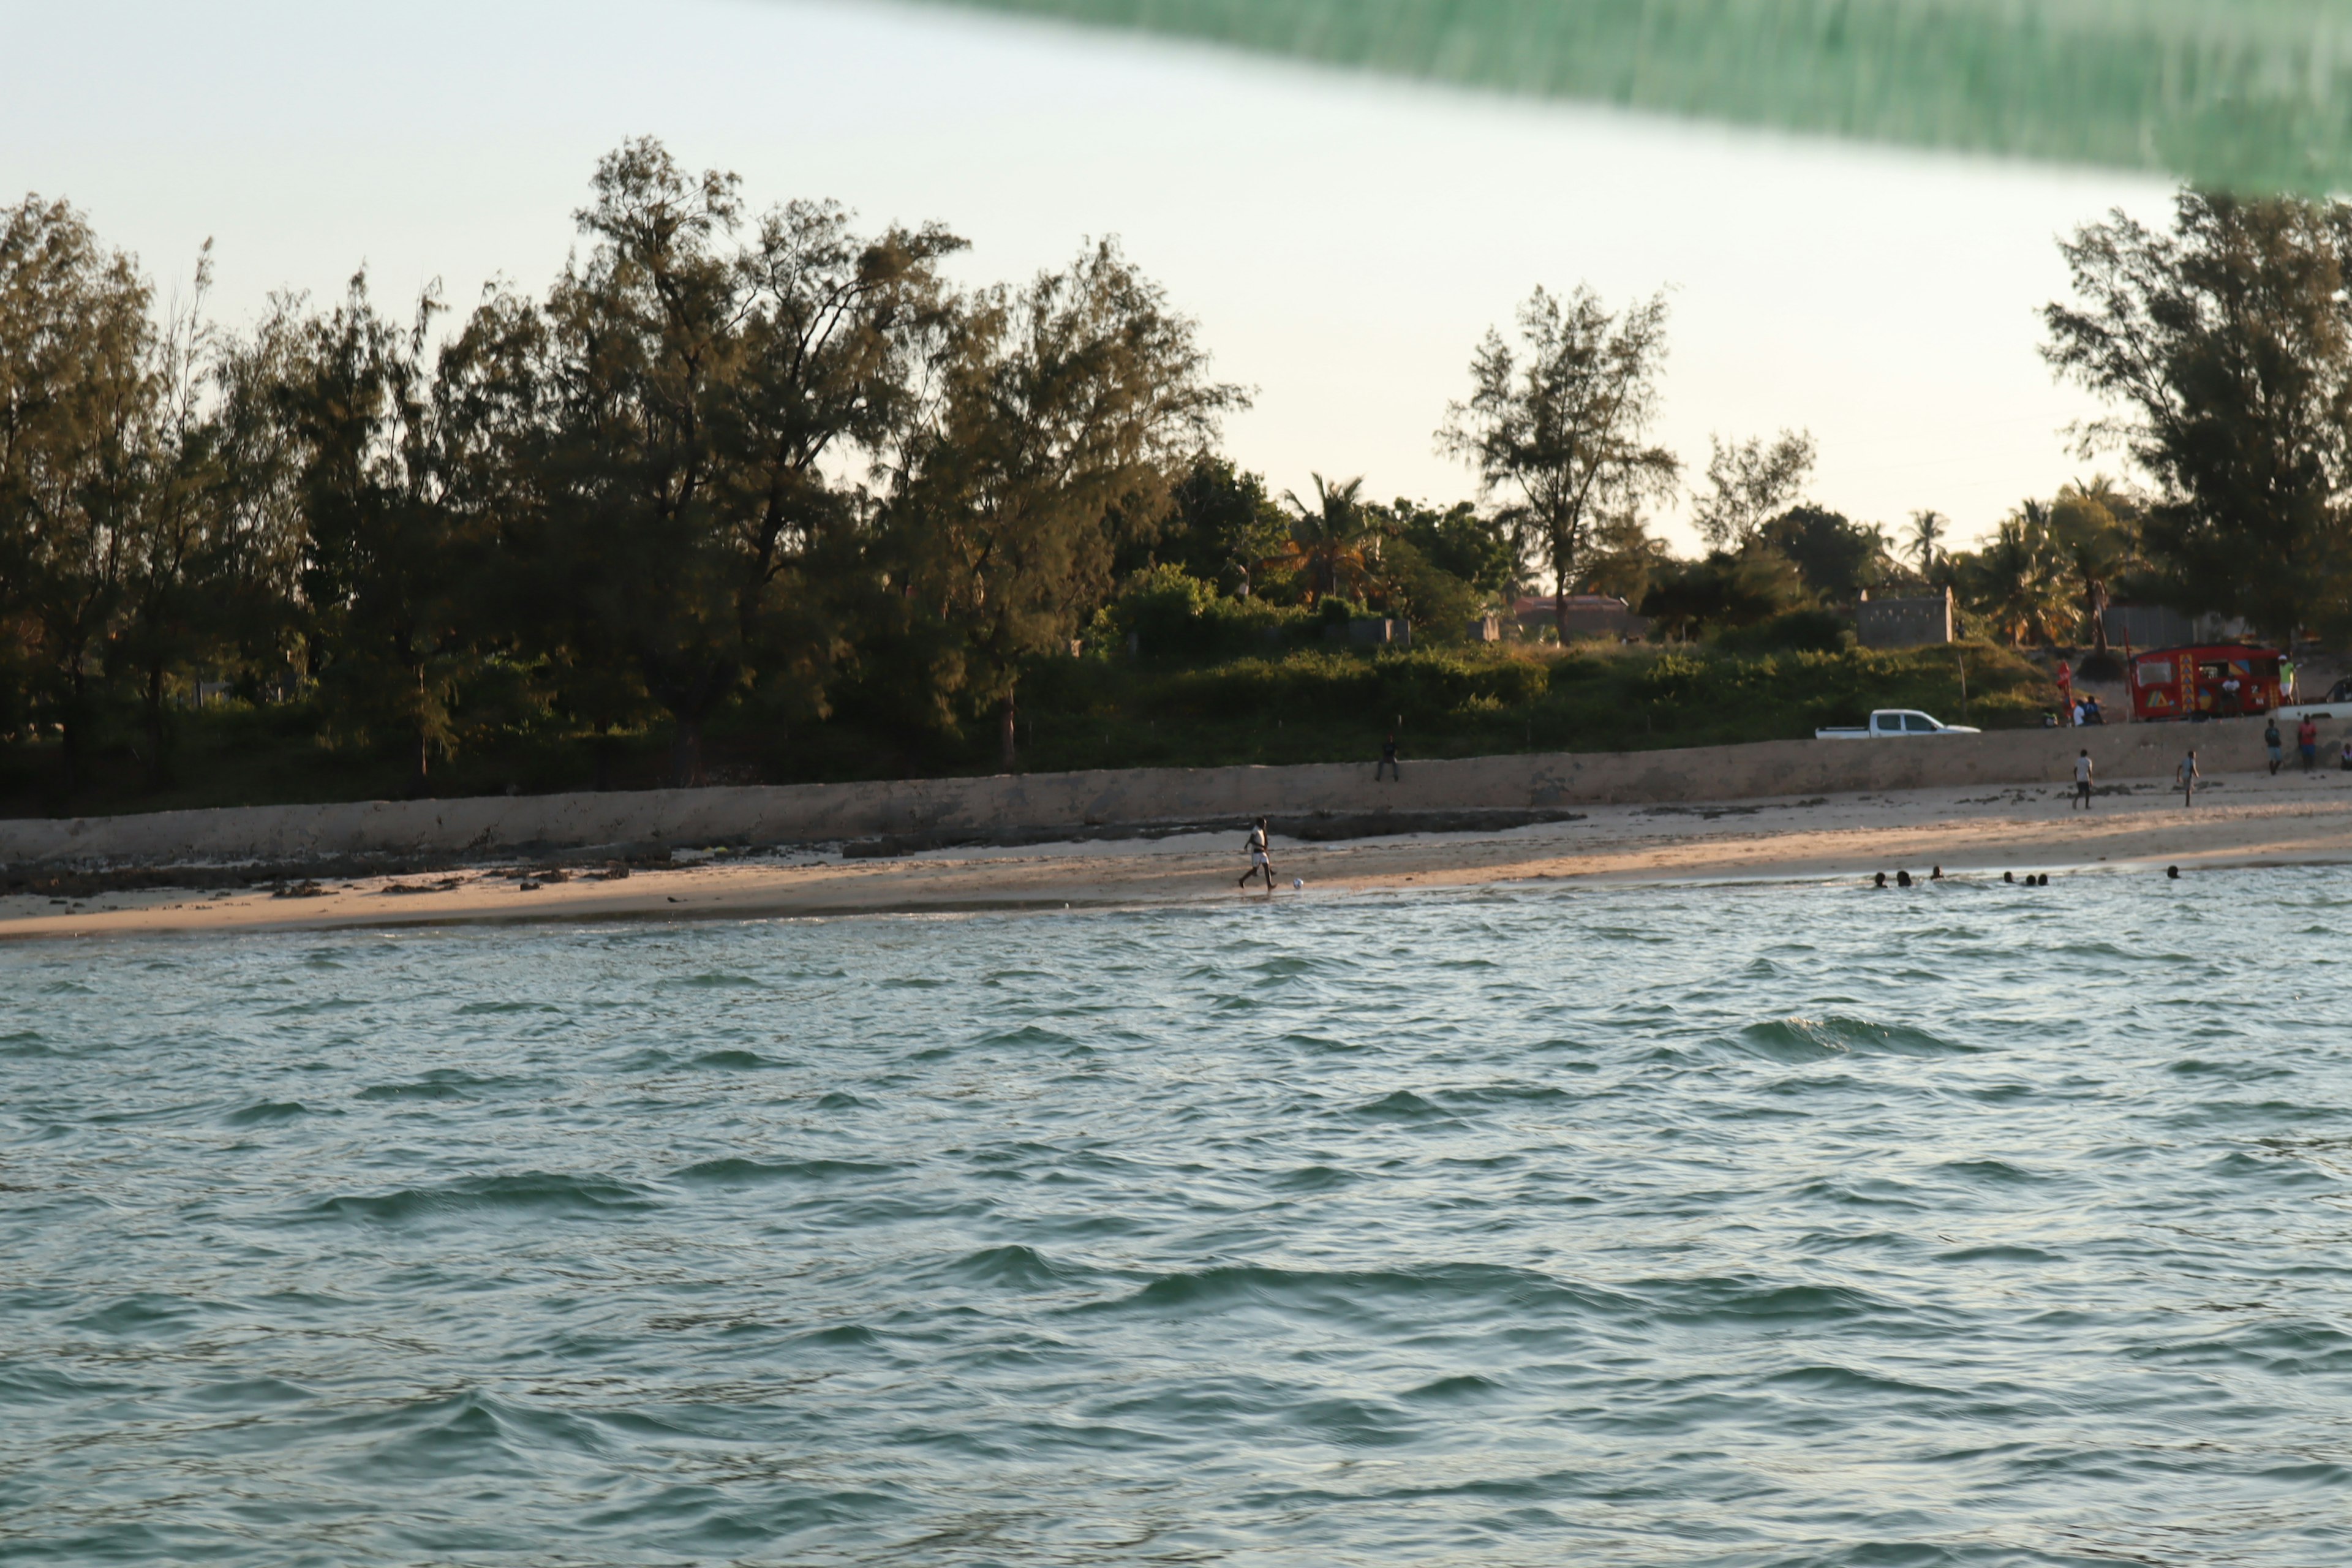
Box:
(2, 870), (2346, 1564)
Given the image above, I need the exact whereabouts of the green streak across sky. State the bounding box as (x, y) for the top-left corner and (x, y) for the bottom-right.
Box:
(905, 0), (2352, 192)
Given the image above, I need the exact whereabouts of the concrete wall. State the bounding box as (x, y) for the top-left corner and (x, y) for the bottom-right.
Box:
(1515, 595), (1648, 642)
(1857, 590), (1954, 649)
(2103, 604), (2194, 650)
(0, 717), (2307, 870)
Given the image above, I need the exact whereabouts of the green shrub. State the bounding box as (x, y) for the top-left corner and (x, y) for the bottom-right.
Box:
(1715, 608), (1850, 655)
(6, 635), (2056, 812)
(1100, 566), (1310, 662)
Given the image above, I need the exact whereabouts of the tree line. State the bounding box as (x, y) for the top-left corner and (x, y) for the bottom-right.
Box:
(2, 138), (1234, 793)
(2, 154), (2339, 803)
(1436, 189), (2352, 661)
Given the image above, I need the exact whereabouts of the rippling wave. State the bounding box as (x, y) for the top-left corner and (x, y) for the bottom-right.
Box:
(3, 869), (2348, 1564)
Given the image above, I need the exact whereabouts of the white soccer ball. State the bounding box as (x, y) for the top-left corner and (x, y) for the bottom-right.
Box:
(1292, 878), (1305, 890)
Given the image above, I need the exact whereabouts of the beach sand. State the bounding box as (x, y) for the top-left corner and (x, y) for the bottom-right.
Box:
(6, 764), (2347, 940)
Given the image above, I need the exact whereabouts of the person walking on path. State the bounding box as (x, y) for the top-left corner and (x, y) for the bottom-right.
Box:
(2299, 715), (2320, 771)
(2266, 717), (2284, 774)
(2178, 748), (2201, 808)
(1376, 733), (1401, 782)
(1238, 817), (1276, 892)
(2073, 748), (2095, 809)
(2282, 656), (2299, 702)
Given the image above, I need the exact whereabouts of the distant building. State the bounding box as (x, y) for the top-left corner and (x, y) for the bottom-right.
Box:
(2101, 603), (2252, 649)
(1515, 593), (1648, 641)
(1856, 586), (1953, 649)
(1323, 617), (1411, 649)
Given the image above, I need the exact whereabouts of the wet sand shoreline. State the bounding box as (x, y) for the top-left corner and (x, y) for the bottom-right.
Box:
(4, 767), (2345, 940)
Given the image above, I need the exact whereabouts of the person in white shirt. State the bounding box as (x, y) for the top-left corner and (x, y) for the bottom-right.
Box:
(1237, 817), (1276, 891)
(2178, 749), (2200, 807)
(2073, 749), (2094, 809)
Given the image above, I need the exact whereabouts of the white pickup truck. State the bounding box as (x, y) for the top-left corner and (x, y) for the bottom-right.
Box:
(2272, 678), (2352, 728)
(1815, 709), (1981, 740)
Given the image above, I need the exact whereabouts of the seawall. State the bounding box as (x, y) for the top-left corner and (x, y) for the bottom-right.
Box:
(0, 719), (2283, 871)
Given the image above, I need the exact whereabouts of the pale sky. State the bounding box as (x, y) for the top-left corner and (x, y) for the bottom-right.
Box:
(1, 0), (2174, 554)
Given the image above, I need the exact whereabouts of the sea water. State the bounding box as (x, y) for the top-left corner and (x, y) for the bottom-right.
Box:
(2, 870), (2346, 1565)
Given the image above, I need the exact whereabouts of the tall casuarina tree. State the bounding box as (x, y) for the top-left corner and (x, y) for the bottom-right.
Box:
(2045, 191), (2352, 640)
(894, 239), (1238, 769)
(1439, 285), (1679, 643)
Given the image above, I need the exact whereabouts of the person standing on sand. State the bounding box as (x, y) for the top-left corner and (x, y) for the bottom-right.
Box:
(2266, 717), (2283, 774)
(1376, 733), (1401, 782)
(2299, 715), (2320, 771)
(1238, 817), (1276, 891)
(2178, 748), (2200, 808)
(2073, 748), (2094, 809)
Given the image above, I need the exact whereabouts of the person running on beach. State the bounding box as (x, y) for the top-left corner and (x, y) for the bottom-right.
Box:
(2299, 715), (2320, 771)
(1376, 733), (1401, 782)
(2265, 717), (2283, 774)
(1238, 817), (1276, 891)
(2073, 748), (2094, 809)
(2178, 748), (2200, 808)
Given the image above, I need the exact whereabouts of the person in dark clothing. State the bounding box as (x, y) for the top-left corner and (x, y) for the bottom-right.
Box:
(2266, 718), (2283, 774)
(1376, 734), (1401, 782)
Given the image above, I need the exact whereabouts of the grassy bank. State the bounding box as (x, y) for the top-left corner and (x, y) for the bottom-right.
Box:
(0, 640), (2054, 818)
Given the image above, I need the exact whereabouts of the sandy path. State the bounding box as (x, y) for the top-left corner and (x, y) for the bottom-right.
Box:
(5, 766), (2346, 940)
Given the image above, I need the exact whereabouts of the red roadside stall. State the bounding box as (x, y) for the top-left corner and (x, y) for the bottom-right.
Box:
(2128, 645), (2282, 721)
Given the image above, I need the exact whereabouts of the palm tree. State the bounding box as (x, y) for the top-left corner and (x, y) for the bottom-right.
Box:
(1276, 473), (1375, 603)
(2052, 477), (2136, 657)
(1905, 509), (1948, 578)
(1964, 502), (2073, 645)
